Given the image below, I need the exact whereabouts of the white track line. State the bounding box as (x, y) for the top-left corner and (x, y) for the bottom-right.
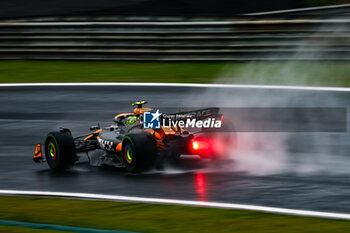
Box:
(245, 3), (350, 16)
(0, 190), (349, 220)
(1, 82), (350, 92)
(1, 19), (350, 26)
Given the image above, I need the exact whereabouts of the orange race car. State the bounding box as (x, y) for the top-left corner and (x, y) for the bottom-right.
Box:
(33, 101), (233, 172)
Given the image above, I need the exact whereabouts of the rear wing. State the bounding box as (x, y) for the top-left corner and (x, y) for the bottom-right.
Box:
(162, 107), (221, 122)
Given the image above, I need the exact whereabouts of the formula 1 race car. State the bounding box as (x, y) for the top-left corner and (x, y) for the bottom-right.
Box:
(33, 101), (233, 172)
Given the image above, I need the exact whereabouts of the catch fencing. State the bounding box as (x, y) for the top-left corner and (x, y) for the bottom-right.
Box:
(0, 18), (349, 61)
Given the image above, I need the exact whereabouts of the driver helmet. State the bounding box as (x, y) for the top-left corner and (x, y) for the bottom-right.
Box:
(126, 116), (139, 125)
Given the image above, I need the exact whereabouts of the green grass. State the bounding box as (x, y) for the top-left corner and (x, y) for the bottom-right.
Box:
(0, 61), (350, 87)
(0, 196), (349, 233)
(0, 61), (222, 83)
(0, 225), (70, 233)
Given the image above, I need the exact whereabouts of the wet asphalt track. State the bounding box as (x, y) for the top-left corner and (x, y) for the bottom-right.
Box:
(0, 85), (349, 213)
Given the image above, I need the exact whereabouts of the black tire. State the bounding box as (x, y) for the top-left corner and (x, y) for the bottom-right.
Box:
(122, 133), (157, 172)
(45, 130), (77, 171)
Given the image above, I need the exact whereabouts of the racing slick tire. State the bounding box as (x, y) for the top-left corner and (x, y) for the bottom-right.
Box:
(122, 133), (157, 172)
(45, 130), (77, 171)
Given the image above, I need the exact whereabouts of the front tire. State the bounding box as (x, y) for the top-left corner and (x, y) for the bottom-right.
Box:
(45, 130), (77, 171)
(122, 133), (157, 172)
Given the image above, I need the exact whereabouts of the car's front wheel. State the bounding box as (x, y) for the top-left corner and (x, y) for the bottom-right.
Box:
(45, 130), (77, 171)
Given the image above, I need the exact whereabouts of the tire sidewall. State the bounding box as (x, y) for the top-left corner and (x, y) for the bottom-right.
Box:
(45, 131), (76, 171)
(122, 136), (137, 172)
(122, 133), (157, 172)
(45, 134), (60, 169)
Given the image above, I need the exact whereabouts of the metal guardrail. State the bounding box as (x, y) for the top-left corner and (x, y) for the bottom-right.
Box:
(0, 18), (349, 61)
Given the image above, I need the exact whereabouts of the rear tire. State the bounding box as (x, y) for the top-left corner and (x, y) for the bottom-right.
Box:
(122, 133), (157, 172)
(45, 130), (77, 171)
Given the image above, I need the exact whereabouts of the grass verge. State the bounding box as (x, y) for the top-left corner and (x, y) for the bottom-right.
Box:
(0, 61), (350, 87)
(0, 196), (349, 233)
(0, 225), (69, 233)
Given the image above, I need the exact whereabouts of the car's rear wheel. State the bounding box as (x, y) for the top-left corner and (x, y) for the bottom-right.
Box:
(45, 130), (77, 171)
(122, 133), (157, 172)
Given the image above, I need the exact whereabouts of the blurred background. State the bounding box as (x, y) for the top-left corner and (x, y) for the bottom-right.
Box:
(0, 0), (349, 63)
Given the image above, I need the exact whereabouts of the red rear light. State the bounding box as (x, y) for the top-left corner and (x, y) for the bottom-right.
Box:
(192, 141), (200, 150)
(190, 138), (210, 153)
(190, 133), (235, 158)
(190, 137), (212, 157)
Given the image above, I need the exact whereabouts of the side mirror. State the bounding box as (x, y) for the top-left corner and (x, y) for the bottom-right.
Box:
(90, 124), (100, 131)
